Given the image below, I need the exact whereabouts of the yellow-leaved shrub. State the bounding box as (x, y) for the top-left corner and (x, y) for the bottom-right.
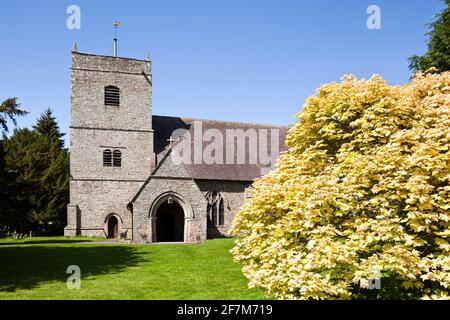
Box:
(231, 72), (450, 300)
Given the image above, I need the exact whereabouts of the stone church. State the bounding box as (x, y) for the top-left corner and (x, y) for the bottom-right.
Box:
(64, 50), (288, 243)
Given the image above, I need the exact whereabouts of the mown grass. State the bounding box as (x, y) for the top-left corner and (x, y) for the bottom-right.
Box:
(0, 237), (267, 300)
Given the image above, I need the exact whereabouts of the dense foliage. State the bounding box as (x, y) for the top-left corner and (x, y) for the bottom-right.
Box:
(0, 98), (28, 136)
(0, 105), (69, 237)
(33, 108), (66, 148)
(409, 0), (450, 73)
(231, 72), (450, 299)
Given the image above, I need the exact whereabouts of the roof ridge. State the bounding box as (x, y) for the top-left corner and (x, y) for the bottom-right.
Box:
(152, 114), (290, 128)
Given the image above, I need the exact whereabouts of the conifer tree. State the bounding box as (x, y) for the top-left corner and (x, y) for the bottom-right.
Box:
(0, 98), (28, 136)
(33, 108), (66, 148)
(409, 0), (450, 73)
(3, 110), (69, 235)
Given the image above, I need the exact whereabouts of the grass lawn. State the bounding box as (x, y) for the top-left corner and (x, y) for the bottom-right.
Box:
(0, 237), (267, 300)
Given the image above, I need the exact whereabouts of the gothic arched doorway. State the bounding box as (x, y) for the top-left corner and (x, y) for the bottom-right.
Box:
(155, 201), (185, 242)
(107, 216), (119, 239)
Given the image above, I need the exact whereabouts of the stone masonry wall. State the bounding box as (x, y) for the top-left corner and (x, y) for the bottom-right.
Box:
(132, 152), (207, 243)
(70, 52), (153, 131)
(195, 179), (252, 237)
(65, 52), (154, 238)
(65, 180), (142, 237)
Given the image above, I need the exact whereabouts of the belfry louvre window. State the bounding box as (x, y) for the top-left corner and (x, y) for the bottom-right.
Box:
(206, 191), (226, 227)
(103, 149), (112, 166)
(113, 150), (122, 167)
(103, 149), (122, 167)
(105, 86), (120, 106)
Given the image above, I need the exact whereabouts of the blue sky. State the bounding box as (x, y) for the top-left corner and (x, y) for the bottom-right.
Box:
(0, 0), (445, 146)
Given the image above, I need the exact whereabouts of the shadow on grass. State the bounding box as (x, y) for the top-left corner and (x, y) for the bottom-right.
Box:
(0, 245), (145, 292)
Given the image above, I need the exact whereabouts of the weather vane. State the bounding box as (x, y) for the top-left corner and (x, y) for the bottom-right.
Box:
(113, 20), (121, 57)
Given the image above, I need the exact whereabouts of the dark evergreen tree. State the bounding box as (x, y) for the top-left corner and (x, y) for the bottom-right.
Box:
(0, 98), (29, 237)
(33, 108), (66, 148)
(0, 98), (28, 136)
(3, 123), (69, 236)
(409, 0), (450, 73)
(0, 134), (34, 237)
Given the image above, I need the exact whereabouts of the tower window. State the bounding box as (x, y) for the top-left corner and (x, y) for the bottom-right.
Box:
(103, 149), (112, 166)
(113, 150), (122, 167)
(103, 149), (122, 167)
(105, 86), (120, 106)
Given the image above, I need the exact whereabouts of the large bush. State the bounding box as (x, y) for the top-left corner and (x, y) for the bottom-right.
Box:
(231, 72), (450, 299)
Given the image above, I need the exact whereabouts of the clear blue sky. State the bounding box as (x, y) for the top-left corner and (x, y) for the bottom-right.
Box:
(0, 0), (445, 146)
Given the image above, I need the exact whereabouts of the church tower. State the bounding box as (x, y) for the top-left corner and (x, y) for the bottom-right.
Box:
(64, 50), (155, 238)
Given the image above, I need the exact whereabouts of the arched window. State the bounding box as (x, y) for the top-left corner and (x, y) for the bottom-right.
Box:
(105, 86), (120, 106)
(205, 191), (226, 227)
(103, 149), (122, 167)
(103, 149), (112, 166)
(113, 150), (122, 167)
(218, 198), (225, 226)
(206, 203), (212, 226)
(211, 202), (217, 226)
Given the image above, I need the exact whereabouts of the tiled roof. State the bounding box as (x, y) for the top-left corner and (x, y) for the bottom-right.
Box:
(152, 115), (289, 181)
